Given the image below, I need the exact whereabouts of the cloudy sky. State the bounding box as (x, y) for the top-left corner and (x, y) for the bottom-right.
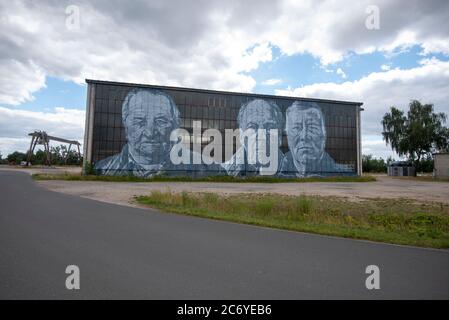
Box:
(1, 0), (449, 159)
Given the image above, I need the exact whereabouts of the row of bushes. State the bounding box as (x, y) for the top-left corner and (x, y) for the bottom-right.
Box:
(362, 154), (434, 173)
(0, 145), (82, 166)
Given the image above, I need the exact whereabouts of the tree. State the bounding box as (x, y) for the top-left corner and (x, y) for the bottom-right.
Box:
(49, 145), (82, 165)
(5, 144), (82, 166)
(362, 154), (387, 173)
(7, 151), (27, 164)
(381, 100), (449, 168)
(415, 154), (434, 173)
(33, 150), (47, 165)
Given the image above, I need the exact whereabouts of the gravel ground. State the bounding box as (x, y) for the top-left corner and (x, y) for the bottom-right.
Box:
(3, 165), (447, 206)
(39, 177), (449, 207)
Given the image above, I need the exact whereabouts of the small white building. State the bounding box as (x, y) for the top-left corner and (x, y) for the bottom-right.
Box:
(434, 153), (449, 178)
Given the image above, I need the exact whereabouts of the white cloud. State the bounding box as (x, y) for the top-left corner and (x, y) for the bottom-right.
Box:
(0, 1), (276, 105)
(1, 0), (449, 105)
(0, 60), (46, 105)
(0, 106), (85, 155)
(262, 78), (282, 85)
(275, 58), (449, 157)
(268, 0), (449, 64)
(0, 137), (33, 158)
(362, 135), (400, 159)
(336, 68), (347, 79)
(380, 64), (391, 71)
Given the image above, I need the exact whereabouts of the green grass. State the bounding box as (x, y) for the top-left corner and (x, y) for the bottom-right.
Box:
(136, 191), (449, 249)
(32, 173), (376, 183)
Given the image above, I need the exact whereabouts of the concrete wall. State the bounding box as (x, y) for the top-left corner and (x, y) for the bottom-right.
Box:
(434, 153), (449, 178)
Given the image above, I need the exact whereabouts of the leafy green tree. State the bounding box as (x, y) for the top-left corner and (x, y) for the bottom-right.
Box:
(45, 145), (80, 165)
(362, 154), (387, 173)
(50, 145), (64, 165)
(8, 144), (82, 166)
(7, 151), (27, 164)
(65, 149), (82, 165)
(415, 155), (434, 173)
(33, 149), (47, 165)
(382, 100), (449, 167)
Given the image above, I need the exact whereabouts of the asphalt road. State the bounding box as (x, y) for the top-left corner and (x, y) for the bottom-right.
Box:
(1, 170), (448, 299)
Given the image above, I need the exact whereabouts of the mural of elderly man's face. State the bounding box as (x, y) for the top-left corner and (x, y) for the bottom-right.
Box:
(238, 99), (282, 154)
(123, 90), (178, 164)
(286, 104), (326, 163)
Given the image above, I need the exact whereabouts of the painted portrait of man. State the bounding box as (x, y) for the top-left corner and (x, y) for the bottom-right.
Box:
(95, 88), (215, 177)
(280, 101), (353, 177)
(221, 99), (284, 176)
(94, 88), (181, 177)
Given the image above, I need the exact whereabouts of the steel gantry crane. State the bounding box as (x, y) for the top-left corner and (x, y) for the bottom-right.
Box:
(26, 130), (81, 166)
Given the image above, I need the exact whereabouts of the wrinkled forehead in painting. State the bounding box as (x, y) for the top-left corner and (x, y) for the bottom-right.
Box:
(237, 99), (284, 131)
(122, 89), (180, 127)
(286, 101), (326, 135)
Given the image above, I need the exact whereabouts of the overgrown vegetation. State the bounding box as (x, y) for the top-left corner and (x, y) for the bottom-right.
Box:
(136, 191), (449, 248)
(32, 173), (376, 183)
(83, 161), (96, 175)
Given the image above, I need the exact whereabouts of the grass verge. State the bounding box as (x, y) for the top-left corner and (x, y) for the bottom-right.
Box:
(32, 173), (376, 183)
(136, 191), (449, 249)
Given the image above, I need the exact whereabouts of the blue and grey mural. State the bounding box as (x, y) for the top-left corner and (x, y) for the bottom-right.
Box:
(93, 87), (357, 177)
(221, 99), (284, 176)
(280, 101), (352, 177)
(95, 89), (209, 177)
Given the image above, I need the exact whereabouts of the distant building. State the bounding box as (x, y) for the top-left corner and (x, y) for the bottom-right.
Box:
(433, 153), (449, 178)
(387, 161), (415, 176)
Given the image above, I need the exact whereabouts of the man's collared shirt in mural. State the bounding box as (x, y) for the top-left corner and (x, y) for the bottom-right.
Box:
(221, 146), (285, 177)
(95, 144), (217, 177)
(279, 151), (353, 177)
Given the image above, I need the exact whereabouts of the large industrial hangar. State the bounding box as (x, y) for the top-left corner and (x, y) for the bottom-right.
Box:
(83, 79), (363, 178)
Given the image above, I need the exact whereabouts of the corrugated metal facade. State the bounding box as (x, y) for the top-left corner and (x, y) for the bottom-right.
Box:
(83, 79), (363, 177)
